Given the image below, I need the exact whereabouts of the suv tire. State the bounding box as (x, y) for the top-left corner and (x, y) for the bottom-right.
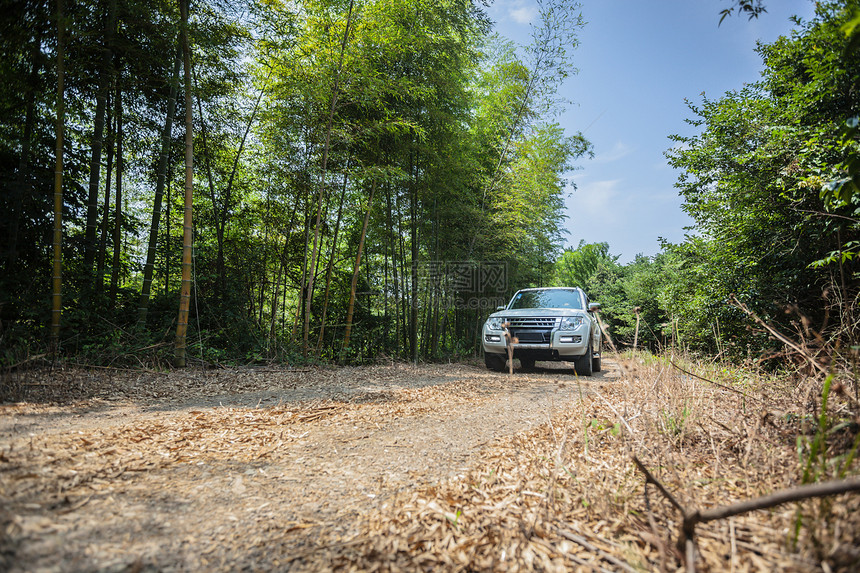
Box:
(485, 352), (507, 372)
(592, 345), (602, 373)
(574, 344), (593, 376)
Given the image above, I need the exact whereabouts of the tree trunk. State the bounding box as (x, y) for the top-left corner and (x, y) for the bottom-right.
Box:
(50, 0), (65, 354)
(431, 287), (440, 358)
(467, 43), (545, 261)
(109, 77), (123, 307)
(8, 34), (41, 268)
(397, 188), (408, 356)
(387, 185), (400, 358)
(96, 89), (114, 291)
(138, 49), (181, 326)
(274, 185), (302, 337)
(259, 195), (270, 331)
(163, 163), (171, 295)
(293, 190), (311, 340)
(341, 179), (376, 361)
(224, 80), (268, 294)
(194, 64), (218, 284)
(383, 184), (391, 355)
(268, 204), (284, 342)
(410, 148), (419, 364)
(303, 0), (354, 358)
(175, 0), (194, 367)
(315, 169), (349, 357)
(84, 0), (117, 274)
(194, 70), (267, 297)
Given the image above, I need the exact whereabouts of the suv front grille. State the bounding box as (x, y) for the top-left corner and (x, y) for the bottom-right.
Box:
(503, 317), (559, 345)
(505, 317), (561, 329)
(511, 329), (551, 343)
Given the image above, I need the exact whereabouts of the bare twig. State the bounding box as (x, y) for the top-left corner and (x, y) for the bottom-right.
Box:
(729, 295), (827, 376)
(75, 363), (169, 376)
(691, 477), (860, 524)
(668, 359), (762, 403)
(4, 353), (48, 371)
(633, 454), (860, 571)
(729, 518), (737, 573)
(555, 528), (639, 573)
(591, 387), (636, 435)
(631, 457), (685, 514)
(643, 480), (669, 572)
(502, 322), (517, 375)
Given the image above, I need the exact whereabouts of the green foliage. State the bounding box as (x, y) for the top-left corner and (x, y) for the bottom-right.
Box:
(553, 243), (671, 350)
(660, 3), (860, 354)
(0, 0), (589, 366)
(820, 116), (860, 208)
(719, 0), (768, 25)
(661, 404), (690, 437)
(543, 4), (860, 361)
(552, 241), (616, 290)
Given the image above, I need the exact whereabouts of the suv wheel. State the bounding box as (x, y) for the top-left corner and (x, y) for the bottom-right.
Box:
(485, 352), (506, 372)
(574, 344), (593, 376)
(592, 345), (602, 373)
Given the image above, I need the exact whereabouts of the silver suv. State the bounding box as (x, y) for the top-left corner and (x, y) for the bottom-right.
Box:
(482, 287), (602, 375)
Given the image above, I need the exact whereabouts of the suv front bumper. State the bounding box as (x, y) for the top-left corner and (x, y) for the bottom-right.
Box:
(482, 324), (590, 360)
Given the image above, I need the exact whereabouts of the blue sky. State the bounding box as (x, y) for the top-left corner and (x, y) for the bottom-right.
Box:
(487, 0), (818, 263)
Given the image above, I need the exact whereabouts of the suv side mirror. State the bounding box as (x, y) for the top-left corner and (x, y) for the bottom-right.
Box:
(588, 302), (601, 312)
(496, 305), (506, 311)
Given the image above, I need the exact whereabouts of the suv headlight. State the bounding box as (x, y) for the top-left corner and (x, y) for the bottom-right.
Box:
(560, 316), (584, 330)
(487, 317), (504, 331)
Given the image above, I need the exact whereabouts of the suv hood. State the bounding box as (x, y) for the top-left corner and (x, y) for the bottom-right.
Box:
(489, 308), (587, 319)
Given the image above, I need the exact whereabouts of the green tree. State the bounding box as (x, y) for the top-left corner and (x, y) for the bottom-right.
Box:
(0, 0), (592, 366)
(553, 241), (616, 291)
(666, 2), (860, 353)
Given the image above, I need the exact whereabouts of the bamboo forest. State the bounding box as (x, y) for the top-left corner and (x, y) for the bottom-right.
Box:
(2, 0), (860, 370)
(1, 0), (592, 366)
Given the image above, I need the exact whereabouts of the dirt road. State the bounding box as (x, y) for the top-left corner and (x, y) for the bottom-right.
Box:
(1, 360), (611, 571)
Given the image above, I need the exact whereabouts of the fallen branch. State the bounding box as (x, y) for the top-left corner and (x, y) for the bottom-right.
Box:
(3, 353), (48, 372)
(242, 368), (314, 373)
(632, 455), (860, 571)
(79, 363), (169, 376)
(631, 456), (685, 514)
(691, 477), (860, 524)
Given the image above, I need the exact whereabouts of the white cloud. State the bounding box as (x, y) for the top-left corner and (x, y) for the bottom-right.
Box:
(592, 141), (633, 164)
(510, 5), (538, 24)
(488, 0), (538, 26)
(570, 179), (622, 220)
(563, 178), (693, 262)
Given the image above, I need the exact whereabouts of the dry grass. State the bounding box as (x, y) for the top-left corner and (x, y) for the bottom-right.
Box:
(294, 353), (860, 572)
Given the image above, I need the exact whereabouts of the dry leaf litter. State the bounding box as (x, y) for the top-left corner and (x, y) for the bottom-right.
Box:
(1, 357), (857, 572)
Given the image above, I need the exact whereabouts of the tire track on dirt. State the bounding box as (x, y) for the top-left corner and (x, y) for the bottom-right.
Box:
(1, 362), (611, 572)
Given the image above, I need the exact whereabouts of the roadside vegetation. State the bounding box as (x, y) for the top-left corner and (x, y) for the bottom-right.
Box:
(1, 1), (858, 371)
(557, 2), (860, 364)
(308, 352), (860, 571)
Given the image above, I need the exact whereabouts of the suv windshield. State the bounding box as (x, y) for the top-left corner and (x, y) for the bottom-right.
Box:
(508, 289), (583, 310)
